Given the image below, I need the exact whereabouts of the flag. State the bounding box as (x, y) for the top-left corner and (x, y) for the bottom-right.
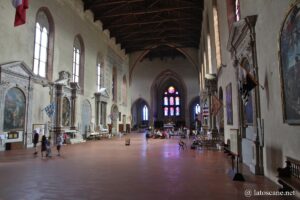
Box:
(44, 102), (56, 118)
(12, 0), (29, 26)
(211, 95), (223, 116)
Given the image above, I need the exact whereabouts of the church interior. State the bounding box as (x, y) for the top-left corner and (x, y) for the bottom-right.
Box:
(0, 0), (300, 199)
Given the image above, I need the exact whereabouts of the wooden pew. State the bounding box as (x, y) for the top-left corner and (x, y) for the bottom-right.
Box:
(277, 157), (300, 193)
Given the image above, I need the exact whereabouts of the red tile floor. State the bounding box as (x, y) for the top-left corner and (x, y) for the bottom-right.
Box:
(0, 133), (298, 200)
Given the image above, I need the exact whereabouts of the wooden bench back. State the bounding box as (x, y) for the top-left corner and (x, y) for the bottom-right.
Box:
(287, 156), (300, 179)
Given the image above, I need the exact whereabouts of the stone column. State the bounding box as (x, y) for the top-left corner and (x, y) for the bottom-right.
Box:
(54, 84), (63, 137)
(70, 82), (78, 130)
(94, 92), (101, 128)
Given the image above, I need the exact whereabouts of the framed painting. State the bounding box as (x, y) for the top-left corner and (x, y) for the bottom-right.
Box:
(279, 2), (300, 124)
(226, 83), (233, 125)
(3, 87), (26, 131)
(62, 97), (70, 126)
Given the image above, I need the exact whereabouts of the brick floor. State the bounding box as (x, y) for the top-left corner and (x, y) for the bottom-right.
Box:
(0, 133), (298, 200)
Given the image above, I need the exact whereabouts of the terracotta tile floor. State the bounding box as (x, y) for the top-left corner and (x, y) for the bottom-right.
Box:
(0, 133), (298, 200)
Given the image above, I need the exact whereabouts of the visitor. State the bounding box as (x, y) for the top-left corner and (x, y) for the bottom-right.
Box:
(46, 136), (52, 158)
(41, 135), (47, 157)
(33, 130), (39, 155)
(145, 132), (150, 143)
(56, 133), (63, 156)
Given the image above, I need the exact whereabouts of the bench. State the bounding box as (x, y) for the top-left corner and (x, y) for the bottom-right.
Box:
(223, 146), (245, 181)
(277, 157), (300, 193)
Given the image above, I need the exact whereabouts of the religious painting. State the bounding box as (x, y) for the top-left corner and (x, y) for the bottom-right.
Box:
(226, 83), (233, 125)
(3, 87), (26, 131)
(62, 97), (70, 126)
(280, 2), (300, 124)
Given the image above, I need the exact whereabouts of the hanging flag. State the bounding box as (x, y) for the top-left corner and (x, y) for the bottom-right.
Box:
(44, 102), (56, 118)
(12, 0), (29, 26)
(211, 95), (223, 116)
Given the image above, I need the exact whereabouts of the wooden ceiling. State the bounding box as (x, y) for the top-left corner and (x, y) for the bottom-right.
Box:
(83, 0), (203, 58)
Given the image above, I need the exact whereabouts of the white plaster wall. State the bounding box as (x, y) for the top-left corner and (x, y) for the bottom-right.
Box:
(0, 0), (130, 136)
(243, 0), (300, 181)
(131, 57), (199, 126)
(201, 0), (300, 184)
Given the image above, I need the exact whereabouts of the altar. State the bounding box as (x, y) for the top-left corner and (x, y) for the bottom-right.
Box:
(163, 122), (174, 129)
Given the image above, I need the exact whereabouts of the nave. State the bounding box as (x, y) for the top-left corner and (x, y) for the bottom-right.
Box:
(0, 133), (291, 200)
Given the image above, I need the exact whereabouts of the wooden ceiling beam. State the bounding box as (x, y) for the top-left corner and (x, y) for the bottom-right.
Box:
(110, 26), (200, 40)
(122, 41), (199, 49)
(118, 34), (199, 43)
(104, 17), (200, 29)
(125, 44), (199, 53)
(84, 0), (143, 10)
(95, 6), (202, 19)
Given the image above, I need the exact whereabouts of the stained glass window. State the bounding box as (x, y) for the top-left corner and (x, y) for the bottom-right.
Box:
(176, 107), (180, 116)
(168, 86), (175, 94)
(164, 107), (168, 116)
(175, 97), (180, 105)
(164, 97), (168, 106)
(169, 97), (174, 105)
(170, 107), (174, 116)
(163, 86), (180, 116)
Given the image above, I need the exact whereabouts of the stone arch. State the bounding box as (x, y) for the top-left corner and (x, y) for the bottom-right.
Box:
(131, 98), (150, 130)
(150, 69), (188, 128)
(129, 43), (199, 85)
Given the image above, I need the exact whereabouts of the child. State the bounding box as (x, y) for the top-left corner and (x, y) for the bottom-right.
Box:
(46, 136), (52, 158)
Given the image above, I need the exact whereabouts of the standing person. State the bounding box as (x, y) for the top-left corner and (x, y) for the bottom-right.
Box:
(41, 135), (47, 157)
(33, 130), (39, 155)
(145, 131), (150, 143)
(56, 133), (63, 156)
(46, 136), (52, 158)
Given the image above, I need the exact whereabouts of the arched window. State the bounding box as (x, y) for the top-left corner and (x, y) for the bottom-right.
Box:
(96, 55), (102, 92)
(142, 105), (148, 121)
(195, 104), (201, 114)
(33, 9), (54, 79)
(97, 62), (101, 92)
(72, 35), (84, 90)
(163, 86), (180, 116)
(194, 103), (201, 121)
(213, 0), (221, 69)
(227, 0), (241, 29)
(73, 37), (81, 83)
